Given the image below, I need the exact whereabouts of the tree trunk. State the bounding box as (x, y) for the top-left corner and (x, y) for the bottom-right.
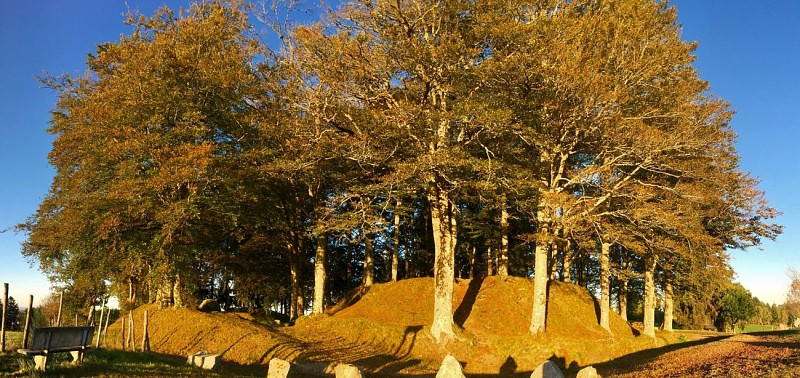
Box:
(663, 272), (674, 332)
(128, 277), (138, 305)
(618, 252), (629, 321)
(392, 201), (401, 282)
(549, 242), (559, 280)
(364, 233), (374, 287)
(172, 273), (185, 308)
(487, 247), (494, 276)
(619, 276), (629, 321)
(562, 239), (573, 282)
(289, 244), (300, 320)
(599, 241), (611, 332)
(643, 255), (658, 337)
(312, 234), (327, 315)
(428, 185), (456, 344)
(498, 205), (509, 278)
(468, 246), (476, 280)
(530, 211), (549, 335)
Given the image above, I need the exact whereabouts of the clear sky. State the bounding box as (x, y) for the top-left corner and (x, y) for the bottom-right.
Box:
(0, 1), (797, 307)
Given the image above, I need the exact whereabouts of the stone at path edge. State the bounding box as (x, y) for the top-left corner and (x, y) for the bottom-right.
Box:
(267, 358), (291, 378)
(436, 354), (465, 378)
(531, 360), (565, 378)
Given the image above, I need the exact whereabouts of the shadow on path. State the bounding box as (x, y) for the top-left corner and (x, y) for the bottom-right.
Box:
(594, 334), (732, 375)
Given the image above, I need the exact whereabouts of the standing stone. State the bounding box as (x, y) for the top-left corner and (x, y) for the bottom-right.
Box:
(334, 363), (363, 378)
(576, 366), (600, 378)
(268, 358), (292, 378)
(436, 354), (465, 378)
(531, 360), (565, 378)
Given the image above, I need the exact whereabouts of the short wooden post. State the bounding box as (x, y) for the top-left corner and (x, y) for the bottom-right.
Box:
(56, 290), (64, 326)
(141, 310), (150, 352)
(74, 313), (78, 326)
(121, 315), (126, 350)
(1, 283), (8, 352)
(128, 311), (135, 351)
(95, 298), (106, 348)
(23, 295), (33, 349)
(102, 307), (111, 346)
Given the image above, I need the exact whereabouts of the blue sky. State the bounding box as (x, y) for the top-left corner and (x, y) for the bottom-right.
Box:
(0, 1), (797, 307)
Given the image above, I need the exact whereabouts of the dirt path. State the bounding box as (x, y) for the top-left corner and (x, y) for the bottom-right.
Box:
(596, 330), (800, 377)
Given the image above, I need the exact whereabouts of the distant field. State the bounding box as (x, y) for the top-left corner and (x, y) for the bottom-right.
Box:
(740, 324), (775, 333)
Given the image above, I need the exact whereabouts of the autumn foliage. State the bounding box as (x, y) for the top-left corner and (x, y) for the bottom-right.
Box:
(21, 0), (780, 347)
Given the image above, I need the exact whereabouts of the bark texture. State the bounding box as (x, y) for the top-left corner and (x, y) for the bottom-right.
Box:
(312, 235), (327, 315)
(600, 241), (611, 332)
(643, 255), (658, 337)
(429, 186), (456, 344)
(664, 273), (674, 332)
(392, 201), (401, 282)
(498, 205), (509, 277)
(530, 212), (549, 335)
(364, 234), (374, 287)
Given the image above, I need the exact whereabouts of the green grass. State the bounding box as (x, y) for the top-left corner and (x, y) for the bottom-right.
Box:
(739, 324), (775, 333)
(1, 348), (266, 377)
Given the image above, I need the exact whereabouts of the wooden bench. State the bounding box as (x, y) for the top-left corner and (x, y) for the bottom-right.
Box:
(17, 326), (94, 371)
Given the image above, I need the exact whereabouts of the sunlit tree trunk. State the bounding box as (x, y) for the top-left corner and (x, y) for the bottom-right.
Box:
(392, 201), (401, 282)
(562, 240), (573, 283)
(487, 247), (494, 276)
(530, 211), (549, 335)
(172, 273), (186, 308)
(549, 241), (559, 280)
(618, 251), (629, 321)
(312, 234), (327, 315)
(600, 241), (611, 332)
(498, 205), (509, 278)
(643, 255), (658, 337)
(289, 248), (299, 320)
(364, 233), (374, 287)
(663, 272), (674, 332)
(429, 185), (456, 344)
(468, 246), (476, 280)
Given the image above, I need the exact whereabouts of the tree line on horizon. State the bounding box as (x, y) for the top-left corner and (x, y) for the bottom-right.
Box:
(20, 0), (782, 341)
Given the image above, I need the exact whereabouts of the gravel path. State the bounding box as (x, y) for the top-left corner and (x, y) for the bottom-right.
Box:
(597, 331), (800, 377)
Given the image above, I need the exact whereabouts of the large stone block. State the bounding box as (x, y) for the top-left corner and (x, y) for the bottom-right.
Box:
(531, 360), (564, 378)
(187, 351), (220, 370)
(334, 363), (363, 378)
(436, 354), (465, 378)
(268, 358), (292, 378)
(576, 366), (600, 378)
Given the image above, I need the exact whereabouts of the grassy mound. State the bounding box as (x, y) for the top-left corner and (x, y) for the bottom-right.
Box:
(291, 276), (673, 375)
(105, 305), (306, 366)
(106, 277), (676, 376)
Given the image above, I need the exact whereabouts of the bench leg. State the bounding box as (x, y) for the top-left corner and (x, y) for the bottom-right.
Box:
(33, 355), (47, 371)
(70, 351), (84, 364)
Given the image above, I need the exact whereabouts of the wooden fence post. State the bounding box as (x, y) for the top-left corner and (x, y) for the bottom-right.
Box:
(141, 310), (150, 352)
(1, 283), (8, 352)
(23, 295), (33, 349)
(102, 307), (111, 347)
(56, 290), (63, 326)
(121, 315), (126, 350)
(128, 311), (135, 351)
(95, 298), (106, 348)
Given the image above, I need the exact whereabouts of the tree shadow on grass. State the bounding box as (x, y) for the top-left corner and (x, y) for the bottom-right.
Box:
(454, 276), (484, 328)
